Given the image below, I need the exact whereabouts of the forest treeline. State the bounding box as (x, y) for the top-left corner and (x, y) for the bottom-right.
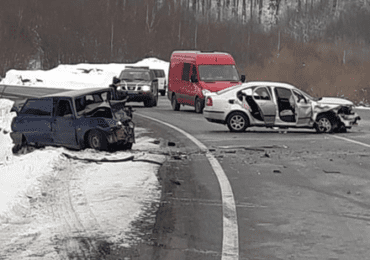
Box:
(1, 0), (370, 103)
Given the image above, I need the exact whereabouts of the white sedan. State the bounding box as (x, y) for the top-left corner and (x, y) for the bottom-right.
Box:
(203, 81), (361, 133)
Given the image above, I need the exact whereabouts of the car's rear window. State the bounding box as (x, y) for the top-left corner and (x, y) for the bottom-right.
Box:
(20, 98), (53, 116)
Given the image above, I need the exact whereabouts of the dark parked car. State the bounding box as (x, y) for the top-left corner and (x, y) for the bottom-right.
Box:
(10, 87), (135, 152)
(111, 66), (159, 107)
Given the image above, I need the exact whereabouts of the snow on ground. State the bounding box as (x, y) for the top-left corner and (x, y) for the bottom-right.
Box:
(0, 58), (169, 253)
(0, 57), (169, 90)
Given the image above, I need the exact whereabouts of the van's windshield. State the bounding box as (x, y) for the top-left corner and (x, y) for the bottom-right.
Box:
(198, 65), (240, 82)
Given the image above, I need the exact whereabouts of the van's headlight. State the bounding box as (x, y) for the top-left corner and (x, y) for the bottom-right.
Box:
(202, 89), (211, 96)
(142, 85), (151, 92)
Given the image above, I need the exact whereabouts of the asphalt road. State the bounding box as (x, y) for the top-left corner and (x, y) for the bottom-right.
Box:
(3, 85), (370, 259)
(130, 96), (370, 260)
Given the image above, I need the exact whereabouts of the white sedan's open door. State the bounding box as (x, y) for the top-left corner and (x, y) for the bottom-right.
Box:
(252, 86), (276, 126)
(292, 89), (313, 126)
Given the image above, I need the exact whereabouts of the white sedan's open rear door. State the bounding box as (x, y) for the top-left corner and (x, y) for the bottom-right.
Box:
(252, 86), (276, 126)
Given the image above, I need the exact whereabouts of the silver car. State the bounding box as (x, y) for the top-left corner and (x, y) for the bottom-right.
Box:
(203, 81), (361, 133)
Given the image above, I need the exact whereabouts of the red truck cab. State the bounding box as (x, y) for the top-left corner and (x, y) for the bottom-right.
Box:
(168, 50), (245, 113)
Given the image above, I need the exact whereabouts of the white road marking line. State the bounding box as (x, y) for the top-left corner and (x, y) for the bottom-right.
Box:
(332, 135), (370, 148)
(136, 113), (239, 260)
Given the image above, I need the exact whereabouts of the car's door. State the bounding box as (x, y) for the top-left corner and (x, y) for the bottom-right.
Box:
(179, 62), (192, 104)
(17, 98), (53, 145)
(52, 98), (78, 147)
(292, 89), (313, 126)
(189, 64), (199, 105)
(252, 86), (276, 126)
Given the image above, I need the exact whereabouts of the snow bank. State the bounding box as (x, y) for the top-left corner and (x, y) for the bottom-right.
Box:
(0, 57), (169, 226)
(0, 99), (15, 166)
(1, 58), (170, 90)
(0, 148), (61, 223)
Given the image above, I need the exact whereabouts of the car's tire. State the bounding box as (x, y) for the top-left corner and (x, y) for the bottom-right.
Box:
(152, 91), (159, 107)
(12, 134), (27, 154)
(195, 97), (204, 114)
(122, 142), (133, 150)
(315, 114), (336, 133)
(227, 111), (249, 132)
(88, 130), (108, 151)
(171, 94), (180, 111)
(144, 99), (153, 107)
(334, 122), (347, 133)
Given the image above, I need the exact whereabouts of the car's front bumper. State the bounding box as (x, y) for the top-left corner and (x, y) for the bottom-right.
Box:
(117, 91), (154, 102)
(106, 126), (135, 144)
(339, 114), (361, 128)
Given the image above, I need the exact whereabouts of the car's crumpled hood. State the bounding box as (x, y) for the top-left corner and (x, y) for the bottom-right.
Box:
(312, 97), (358, 121)
(80, 102), (111, 116)
(317, 97), (354, 106)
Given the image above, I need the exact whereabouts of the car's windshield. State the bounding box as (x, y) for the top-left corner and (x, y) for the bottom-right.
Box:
(217, 84), (244, 95)
(75, 92), (110, 114)
(198, 65), (240, 82)
(119, 71), (150, 81)
(297, 88), (319, 101)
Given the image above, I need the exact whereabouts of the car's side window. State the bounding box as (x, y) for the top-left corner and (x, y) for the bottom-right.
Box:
(293, 90), (306, 103)
(56, 99), (73, 117)
(20, 98), (52, 116)
(191, 65), (198, 79)
(254, 87), (271, 100)
(182, 63), (191, 81)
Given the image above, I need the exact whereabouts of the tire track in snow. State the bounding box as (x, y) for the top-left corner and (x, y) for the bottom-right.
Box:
(44, 158), (108, 259)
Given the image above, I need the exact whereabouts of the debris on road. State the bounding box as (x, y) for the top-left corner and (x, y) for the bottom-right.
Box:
(323, 170), (341, 174)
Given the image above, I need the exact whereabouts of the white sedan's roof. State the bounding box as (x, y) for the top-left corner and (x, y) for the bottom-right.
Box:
(240, 81), (296, 89)
(218, 81), (298, 95)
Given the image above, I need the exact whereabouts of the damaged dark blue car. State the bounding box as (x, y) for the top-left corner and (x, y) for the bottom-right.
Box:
(10, 87), (135, 152)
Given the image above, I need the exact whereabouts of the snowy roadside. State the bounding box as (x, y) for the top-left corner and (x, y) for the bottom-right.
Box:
(0, 125), (167, 259)
(0, 57), (169, 90)
(0, 58), (170, 258)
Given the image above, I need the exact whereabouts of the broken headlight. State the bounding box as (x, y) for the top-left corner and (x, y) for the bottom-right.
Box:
(338, 105), (354, 115)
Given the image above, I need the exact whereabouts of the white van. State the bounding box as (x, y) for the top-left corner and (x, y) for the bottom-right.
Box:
(151, 69), (167, 96)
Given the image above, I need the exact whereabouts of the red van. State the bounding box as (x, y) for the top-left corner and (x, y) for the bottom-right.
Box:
(167, 50), (245, 113)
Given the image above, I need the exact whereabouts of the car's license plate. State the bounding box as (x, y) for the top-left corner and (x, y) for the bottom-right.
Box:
(116, 129), (126, 140)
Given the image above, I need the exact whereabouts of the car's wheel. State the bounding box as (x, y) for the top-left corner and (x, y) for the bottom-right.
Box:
(171, 94), (180, 111)
(12, 134), (27, 154)
(195, 97), (204, 114)
(88, 130), (108, 150)
(227, 111), (249, 132)
(152, 91), (159, 107)
(315, 114), (336, 133)
(144, 99), (153, 107)
(334, 122), (347, 133)
(122, 142), (133, 150)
